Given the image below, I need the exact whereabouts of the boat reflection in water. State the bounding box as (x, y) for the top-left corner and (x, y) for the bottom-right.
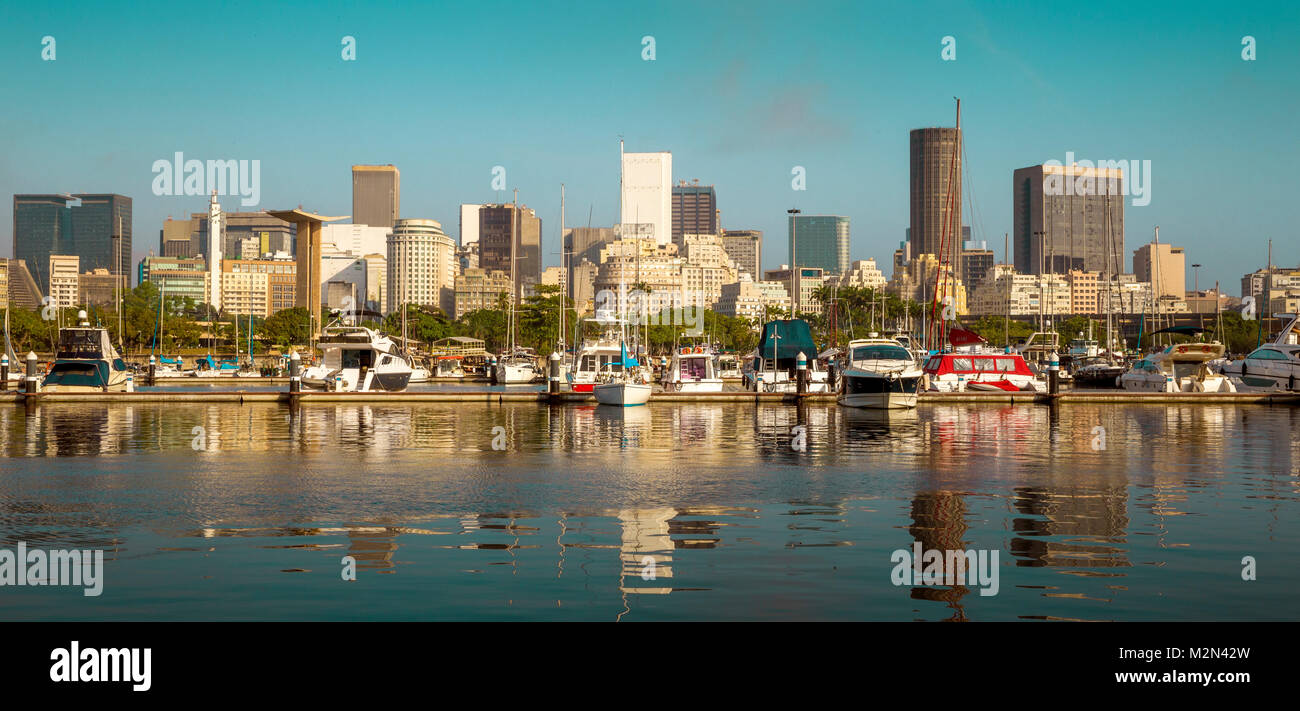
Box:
(1, 400), (1298, 620)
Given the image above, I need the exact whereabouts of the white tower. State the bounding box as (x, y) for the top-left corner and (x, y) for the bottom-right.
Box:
(207, 190), (223, 309)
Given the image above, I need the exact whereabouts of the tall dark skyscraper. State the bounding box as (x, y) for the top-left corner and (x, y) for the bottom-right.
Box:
(909, 127), (963, 280)
(13, 193), (132, 292)
(671, 181), (717, 243)
(351, 165), (400, 229)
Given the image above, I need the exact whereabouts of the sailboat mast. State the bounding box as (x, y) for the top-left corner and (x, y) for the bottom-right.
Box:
(559, 183), (566, 353)
(510, 188), (518, 352)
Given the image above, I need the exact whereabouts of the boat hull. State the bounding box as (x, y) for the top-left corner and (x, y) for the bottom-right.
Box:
(593, 382), (652, 406)
(838, 373), (921, 409)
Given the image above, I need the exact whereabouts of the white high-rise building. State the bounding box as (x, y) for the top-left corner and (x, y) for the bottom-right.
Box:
(386, 219), (459, 316)
(322, 224), (390, 257)
(620, 149), (672, 246)
(207, 191), (223, 308)
(459, 204), (482, 246)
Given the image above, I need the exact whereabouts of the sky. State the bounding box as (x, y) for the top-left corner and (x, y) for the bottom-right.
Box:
(1, 0), (1297, 293)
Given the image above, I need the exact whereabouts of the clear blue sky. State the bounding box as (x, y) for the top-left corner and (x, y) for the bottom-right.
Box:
(2, 0), (1296, 293)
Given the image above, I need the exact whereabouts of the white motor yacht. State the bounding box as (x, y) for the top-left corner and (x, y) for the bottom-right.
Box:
(838, 337), (924, 409)
(1118, 342), (1236, 393)
(301, 326), (413, 392)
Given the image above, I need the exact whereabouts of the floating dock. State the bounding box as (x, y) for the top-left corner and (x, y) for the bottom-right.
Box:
(3, 388), (1299, 405)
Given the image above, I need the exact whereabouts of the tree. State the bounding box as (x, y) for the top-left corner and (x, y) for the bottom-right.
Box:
(262, 307), (311, 349)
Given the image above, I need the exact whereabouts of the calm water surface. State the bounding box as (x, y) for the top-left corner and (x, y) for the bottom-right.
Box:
(1, 400), (1297, 621)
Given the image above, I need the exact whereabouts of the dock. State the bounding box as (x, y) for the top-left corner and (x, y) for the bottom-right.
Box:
(3, 388), (1299, 405)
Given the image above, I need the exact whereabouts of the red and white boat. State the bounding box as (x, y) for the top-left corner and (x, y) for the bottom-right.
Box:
(923, 350), (1044, 392)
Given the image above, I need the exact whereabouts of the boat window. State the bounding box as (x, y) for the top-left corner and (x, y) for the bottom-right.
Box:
(995, 358), (1017, 372)
(924, 356), (942, 371)
(1173, 362), (1200, 380)
(973, 357), (996, 371)
(1246, 348), (1288, 361)
(851, 345), (911, 361)
(680, 358), (708, 379)
(952, 357), (972, 371)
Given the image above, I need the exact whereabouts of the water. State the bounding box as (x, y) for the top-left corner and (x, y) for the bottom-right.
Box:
(1, 400), (1296, 621)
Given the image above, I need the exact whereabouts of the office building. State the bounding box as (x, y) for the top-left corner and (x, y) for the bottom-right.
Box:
(13, 193), (132, 292)
(671, 181), (717, 244)
(764, 265), (827, 315)
(1133, 240), (1186, 299)
(789, 215), (849, 276)
(621, 150), (673, 245)
(2, 259), (42, 310)
(910, 127), (962, 280)
(140, 257), (208, 306)
(221, 258), (296, 317)
(352, 165), (400, 229)
(1012, 164), (1126, 276)
(459, 204), (482, 246)
(79, 268), (119, 307)
(478, 203), (541, 298)
(721, 229), (762, 280)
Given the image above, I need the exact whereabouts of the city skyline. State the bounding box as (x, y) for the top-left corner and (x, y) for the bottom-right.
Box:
(2, 1), (1297, 293)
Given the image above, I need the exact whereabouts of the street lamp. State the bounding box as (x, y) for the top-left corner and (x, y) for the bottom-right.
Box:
(787, 208), (801, 315)
(1192, 263), (1202, 293)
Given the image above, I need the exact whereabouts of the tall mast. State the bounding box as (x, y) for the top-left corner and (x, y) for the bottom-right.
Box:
(559, 183), (566, 354)
(510, 188), (518, 352)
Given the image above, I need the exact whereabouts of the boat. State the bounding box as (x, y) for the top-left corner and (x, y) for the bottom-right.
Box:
(716, 353), (743, 380)
(662, 344), (724, 393)
(1221, 314), (1300, 391)
(746, 319), (830, 393)
(3, 307), (22, 384)
(1118, 342), (1236, 392)
(837, 336), (924, 409)
(301, 325), (413, 392)
(923, 349), (1043, 392)
(41, 311), (130, 392)
(433, 355), (465, 378)
(1071, 356), (1127, 388)
(494, 347), (540, 384)
(568, 320), (628, 392)
(593, 343), (652, 406)
(407, 355), (431, 383)
(153, 356), (188, 377)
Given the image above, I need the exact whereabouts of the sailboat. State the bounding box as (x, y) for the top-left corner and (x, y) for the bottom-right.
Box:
(593, 267), (652, 406)
(494, 188), (540, 384)
(3, 307), (22, 384)
(593, 338), (652, 406)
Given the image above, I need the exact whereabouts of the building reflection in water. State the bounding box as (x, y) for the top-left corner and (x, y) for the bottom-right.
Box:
(906, 491), (971, 621)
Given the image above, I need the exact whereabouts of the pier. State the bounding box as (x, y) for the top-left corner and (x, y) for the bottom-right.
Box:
(4, 388), (1299, 405)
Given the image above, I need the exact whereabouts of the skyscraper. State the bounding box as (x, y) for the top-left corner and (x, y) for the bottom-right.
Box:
(620, 149), (672, 245)
(909, 127), (962, 280)
(788, 215), (849, 276)
(671, 181), (717, 244)
(1013, 164), (1125, 276)
(478, 203), (541, 298)
(13, 193), (132, 292)
(721, 229), (763, 280)
(351, 165), (400, 229)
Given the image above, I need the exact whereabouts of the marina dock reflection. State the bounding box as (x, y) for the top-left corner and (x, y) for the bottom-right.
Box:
(1, 400), (1297, 620)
